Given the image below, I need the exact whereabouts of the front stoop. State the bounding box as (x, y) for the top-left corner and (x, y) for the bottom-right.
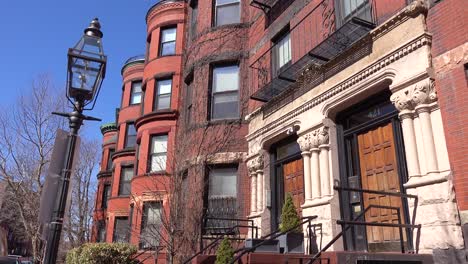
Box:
(192, 252), (434, 264)
(247, 252), (434, 264)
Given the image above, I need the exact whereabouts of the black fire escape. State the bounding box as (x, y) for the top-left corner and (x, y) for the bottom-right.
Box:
(249, 0), (378, 103)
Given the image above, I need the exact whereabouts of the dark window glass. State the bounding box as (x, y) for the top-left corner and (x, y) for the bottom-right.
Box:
(146, 35), (151, 60)
(211, 65), (239, 120)
(148, 135), (168, 172)
(118, 166), (133, 196)
(130, 81), (142, 105)
(276, 141), (300, 160)
(101, 184), (111, 209)
(124, 123), (136, 148)
(106, 149), (115, 170)
(272, 31), (291, 76)
(154, 79), (172, 111)
(139, 202), (162, 249)
(113, 217), (129, 243)
(190, 3), (198, 39)
(97, 220), (106, 242)
(159, 27), (176, 56)
(186, 83), (193, 125)
(338, 0), (372, 26)
(215, 0), (240, 26)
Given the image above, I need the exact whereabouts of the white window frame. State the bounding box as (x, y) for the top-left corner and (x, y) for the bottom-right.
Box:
(211, 65), (239, 120)
(148, 135), (168, 173)
(215, 0), (241, 27)
(159, 27), (177, 56)
(130, 81), (142, 105)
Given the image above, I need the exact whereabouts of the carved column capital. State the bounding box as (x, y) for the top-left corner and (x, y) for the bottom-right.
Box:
(316, 126), (330, 146)
(297, 133), (313, 152)
(247, 153), (264, 174)
(391, 79), (437, 111)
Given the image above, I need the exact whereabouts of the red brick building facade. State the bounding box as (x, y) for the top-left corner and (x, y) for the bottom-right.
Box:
(92, 0), (467, 263)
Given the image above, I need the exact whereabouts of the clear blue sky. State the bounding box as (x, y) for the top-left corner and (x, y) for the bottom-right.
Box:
(0, 1), (156, 140)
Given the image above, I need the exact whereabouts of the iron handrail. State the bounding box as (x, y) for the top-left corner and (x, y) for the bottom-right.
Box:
(183, 222), (258, 264)
(230, 216), (320, 264)
(305, 183), (421, 264)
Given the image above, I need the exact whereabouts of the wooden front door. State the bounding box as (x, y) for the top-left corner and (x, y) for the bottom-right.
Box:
(357, 122), (405, 247)
(283, 158), (305, 215)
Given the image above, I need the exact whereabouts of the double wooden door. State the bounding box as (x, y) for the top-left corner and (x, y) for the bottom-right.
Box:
(357, 122), (405, 247)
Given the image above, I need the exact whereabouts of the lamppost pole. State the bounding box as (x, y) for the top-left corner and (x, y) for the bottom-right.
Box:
(43, 102), (84, 264)
(42, 18), (106, 264)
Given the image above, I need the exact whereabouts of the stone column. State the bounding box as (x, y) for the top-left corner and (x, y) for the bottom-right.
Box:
(415, 105), (438, 173)
(317, 127), (331, 196)
(397, 107), (421, 178)
(250, 172), (257, 214)
(411, 80), (439, 174)
(298, 134), (312, 201)
(257, 169), (264, 212)
(247, 159), (258, 214)
(310, 130), (321, 199)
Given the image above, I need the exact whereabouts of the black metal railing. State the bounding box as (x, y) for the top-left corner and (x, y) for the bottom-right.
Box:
(230, 216), (322, 264)
(183, 217), (259, 264)
(305, 182), (421, 264)
(249, 0), (412, 103)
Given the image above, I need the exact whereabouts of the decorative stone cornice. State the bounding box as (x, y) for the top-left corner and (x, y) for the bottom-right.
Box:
(146, 0), (185, 24)
(370, 0), (430, 41)
(100, 123), (117, 135)
(247, 153), (264, 174)
(390, 78), (436, 111)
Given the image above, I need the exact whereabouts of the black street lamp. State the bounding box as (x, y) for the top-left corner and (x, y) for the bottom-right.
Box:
(43, 18), (106, 264)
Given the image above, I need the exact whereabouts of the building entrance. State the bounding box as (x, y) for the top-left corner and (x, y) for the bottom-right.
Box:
(271, 138), (304, 231)
(337, 92), (410, 252)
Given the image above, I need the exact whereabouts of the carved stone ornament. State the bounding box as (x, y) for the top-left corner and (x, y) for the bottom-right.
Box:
(390, 79), (437, 111)
(247, 153), (264, 174)
(316, 127), (330, 146)
(297, 133), (312, 152)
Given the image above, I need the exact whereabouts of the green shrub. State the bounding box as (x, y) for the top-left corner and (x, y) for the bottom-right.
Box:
(66, 243), (139, 264)
(280, 193), (301, 233)
(215, 237), (234, 264)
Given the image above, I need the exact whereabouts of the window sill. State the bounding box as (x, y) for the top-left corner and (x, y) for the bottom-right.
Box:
(156, 54), (180, 59)
(208, 118), (242, 126)
(145, 171), (168, 176)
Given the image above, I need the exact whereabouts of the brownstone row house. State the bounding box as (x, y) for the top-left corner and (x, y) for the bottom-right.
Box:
(92, 0), (467, 263)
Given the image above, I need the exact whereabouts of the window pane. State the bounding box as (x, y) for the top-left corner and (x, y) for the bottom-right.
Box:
(157, 95), (171, 110)
(151, 154), (167, 172)
(158, 79), (172, 95)
(277, 33), (291, 68)
(130, 82), (142, 104)
(122, 167), (133, 181)
(119, 167), (133, 195)
(161, 28), (176, 42)
(212, 92), (238, 119)
(213, 65), (239, 92)
(125, 124), (136, 148)
(161, 42), (176, 56)
(209, 167), (237, 197)
(152, 135), (168, 154)
(216, 3), (240, 26)
(113, 217), (129, 243)
(140, 202), (162, 249)
(107, 149), (115, 170)
(217, 0), (239, 5)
